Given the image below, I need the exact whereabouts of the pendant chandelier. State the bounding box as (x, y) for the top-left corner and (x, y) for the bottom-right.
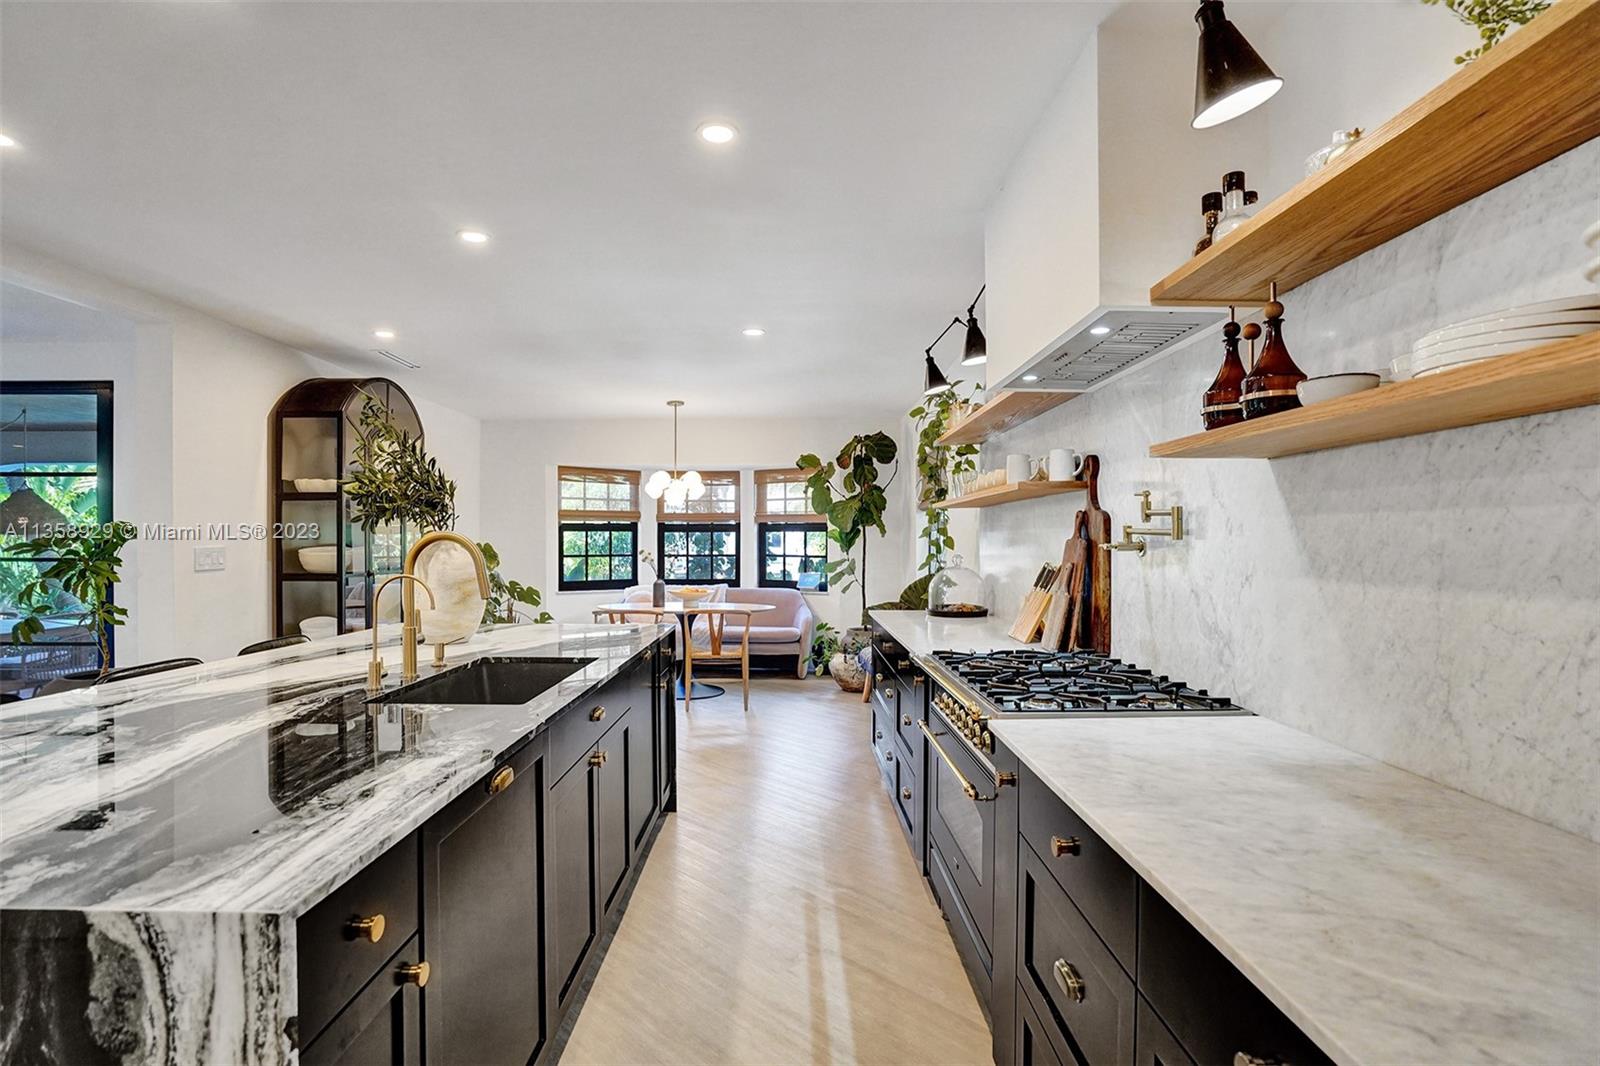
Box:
(0, 407), (69, 537)
(644, 400), (705, 508)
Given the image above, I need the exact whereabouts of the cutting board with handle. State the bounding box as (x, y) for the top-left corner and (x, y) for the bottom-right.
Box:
(1076, 454), (1113, 653)
(1041, 526), (1086, 651)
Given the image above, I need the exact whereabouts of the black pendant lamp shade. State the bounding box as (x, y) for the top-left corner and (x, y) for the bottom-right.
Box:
(923, 351), (953, 396)
(1192, 0), (1282, 130)
(960, 313), (987, 367)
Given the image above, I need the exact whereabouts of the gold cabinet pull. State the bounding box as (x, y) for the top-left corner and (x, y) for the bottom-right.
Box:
(917, 720), (1011, 802)
(588, 749), (608, 768)
(488, 766), (515, 795)
(589, 705), (606, 722)
(901, 714), (912, 727)
(1050, 835), (1081, 858)
(874, 672), (885, 683)
(344, 914), (385, 943)
(1053, 958), (1085, 1003)
(395, 961), (430, 988)
(900, 787), (912, 800)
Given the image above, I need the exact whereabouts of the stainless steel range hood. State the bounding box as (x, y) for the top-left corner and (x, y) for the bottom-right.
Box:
(995, 305), (1228, 393)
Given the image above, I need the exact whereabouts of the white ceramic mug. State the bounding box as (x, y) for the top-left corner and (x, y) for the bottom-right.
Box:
(1005, 454), (1030, 484)
(1048, 448), (1081, 481)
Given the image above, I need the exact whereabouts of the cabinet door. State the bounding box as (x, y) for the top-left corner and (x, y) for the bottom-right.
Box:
(420, 744), (543, 1066)
(595, 712), (633, 913)
(302, 934), (423, 1066)
(549, 750), (597, 1007)
(1015, 983), (1068, 1066)
(629, 684), (659, 852)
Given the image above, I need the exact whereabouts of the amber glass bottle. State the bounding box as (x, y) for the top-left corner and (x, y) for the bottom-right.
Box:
(1202, 312), (1246, 430)
(1241, 286), (1307, 419)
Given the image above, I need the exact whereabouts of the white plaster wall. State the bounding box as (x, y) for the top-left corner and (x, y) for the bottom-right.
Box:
(478, 413), (915, 633)
(977, 139), (1600, 840)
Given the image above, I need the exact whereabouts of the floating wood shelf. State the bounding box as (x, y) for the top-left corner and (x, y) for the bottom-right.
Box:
(1149, 335), (1600, 460)
(936, 389), (1078, 446)
(933, 479), (1088, 509)
(1150, 0), (1600, 307)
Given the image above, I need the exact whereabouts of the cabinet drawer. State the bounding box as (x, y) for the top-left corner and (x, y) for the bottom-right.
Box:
(1015, 981), (1069, 1066)
(301, 932), (423, 1066)
(1019, 763), (1137, 971)
(871, 677), (899, 739)
(891, 731), (919, 850)
(552, 655), (645, 777)
(871, 704), (897, 788)
(1137, 883), (1331, 1066)
(297, 833), (420, 1046)
(1019, 841), (1136, 1066)
(1135, 995), (1195, 1066)
(893, 672), (923, 754)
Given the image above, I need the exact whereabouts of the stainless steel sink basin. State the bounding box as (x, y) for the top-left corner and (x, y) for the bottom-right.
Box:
(372, 656), (592, 706)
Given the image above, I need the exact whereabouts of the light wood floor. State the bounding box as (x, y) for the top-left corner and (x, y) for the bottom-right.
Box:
(560, 677), (994, 1066)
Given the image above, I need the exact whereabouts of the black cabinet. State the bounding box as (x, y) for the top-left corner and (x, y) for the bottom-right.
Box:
(301, 934), (424, 1066)
(596, 711), (633, 912)
(419, 741), (544, 1066)
(549, 742), (597, 1007)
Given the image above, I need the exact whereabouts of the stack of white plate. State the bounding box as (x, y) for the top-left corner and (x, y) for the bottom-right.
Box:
(1407, 295), (1600, 379)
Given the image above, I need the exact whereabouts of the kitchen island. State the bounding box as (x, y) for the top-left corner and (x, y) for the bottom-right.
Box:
(0, 621), (677, 1065)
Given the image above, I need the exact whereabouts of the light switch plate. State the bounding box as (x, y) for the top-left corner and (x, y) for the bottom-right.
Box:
(193, 547), (226, 572)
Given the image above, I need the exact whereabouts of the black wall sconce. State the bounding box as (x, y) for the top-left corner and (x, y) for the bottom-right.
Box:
(1192, 0), (1282, 129)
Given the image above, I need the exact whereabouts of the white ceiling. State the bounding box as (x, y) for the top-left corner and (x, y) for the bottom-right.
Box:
(0, 1), (1111, 420)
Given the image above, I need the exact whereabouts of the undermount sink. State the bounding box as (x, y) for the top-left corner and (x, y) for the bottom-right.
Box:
(373, 656), (593, 706)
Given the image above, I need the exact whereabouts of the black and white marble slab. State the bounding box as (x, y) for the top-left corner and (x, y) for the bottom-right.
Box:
(991, 715), (1600, 1065)
(0, 621), (673, 1064)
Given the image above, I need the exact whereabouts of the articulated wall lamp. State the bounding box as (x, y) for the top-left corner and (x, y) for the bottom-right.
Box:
(1192, 0), (1282, 129)
(923, 283), (987, 394)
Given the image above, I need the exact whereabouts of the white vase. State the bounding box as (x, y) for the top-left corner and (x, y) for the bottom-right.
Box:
(413, 539), (487, 646)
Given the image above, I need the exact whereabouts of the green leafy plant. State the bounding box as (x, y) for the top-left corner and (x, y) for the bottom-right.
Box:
(869, 574), (935, 613)
(1422, 0), (1549, 61)
(344, 397), (458, 533)
(7, 521), (138, 675)
(796, 431), (899, 624)
(478, 541), (553, 625)
(908, 385), (979, 574)
(808, 620), (841, 677)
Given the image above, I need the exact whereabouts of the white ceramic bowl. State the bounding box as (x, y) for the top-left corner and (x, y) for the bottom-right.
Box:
(297, 545), (364, 573)
(1297, 373), (1380, 405)
(299, 616), (338, 640)
(292, 478), (339, 493)
(669, 587), (710, 606)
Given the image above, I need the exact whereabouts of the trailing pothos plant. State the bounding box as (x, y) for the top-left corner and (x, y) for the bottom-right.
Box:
(797, 431), (899, 624)
(478, 541), (553, 625)
(7, 521), (138, 676)
(344, 396), (458, 534)
(909, 383), (980, 574)
(1421, 0), (1548, 61)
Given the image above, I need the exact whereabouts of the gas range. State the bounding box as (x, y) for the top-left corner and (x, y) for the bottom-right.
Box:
(923, 648), (1248, 756)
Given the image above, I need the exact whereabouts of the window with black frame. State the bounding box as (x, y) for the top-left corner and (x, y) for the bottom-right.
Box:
(0, 383), (114, 697)
(556, 467), (640, 591)
(657, 470), (739, 584)
(754, 468), (827, 591)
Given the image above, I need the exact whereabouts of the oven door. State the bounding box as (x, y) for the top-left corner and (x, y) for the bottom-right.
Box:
(923, 706), (996, 959)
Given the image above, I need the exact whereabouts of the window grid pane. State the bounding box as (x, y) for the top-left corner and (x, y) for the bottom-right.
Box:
(757, 521), (827, 591)
(658, 520), (738, 587)
(558, 520), (639, 591)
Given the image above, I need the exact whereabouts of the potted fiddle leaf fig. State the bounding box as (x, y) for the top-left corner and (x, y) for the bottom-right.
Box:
(796, 430), (898, 630)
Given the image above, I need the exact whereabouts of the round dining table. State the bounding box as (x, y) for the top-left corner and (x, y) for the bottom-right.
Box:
(590, 600), (774, 700)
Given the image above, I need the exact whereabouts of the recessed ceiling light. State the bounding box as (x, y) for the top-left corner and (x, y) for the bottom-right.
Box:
(741, 327), (766, 337)
(373, 329), (396, 340)
(1089, 325), (1111, 336)
(458, 230), (490, 244)
(0, 133), (16, 148)
(1021, 374), (1040, 382)
(697, 122), (737, 145)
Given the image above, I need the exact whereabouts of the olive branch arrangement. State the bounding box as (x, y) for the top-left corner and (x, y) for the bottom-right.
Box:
(1421, 0), (1549, 62)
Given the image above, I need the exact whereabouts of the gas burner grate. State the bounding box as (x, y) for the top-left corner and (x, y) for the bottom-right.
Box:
(931, 649), (1239, 714)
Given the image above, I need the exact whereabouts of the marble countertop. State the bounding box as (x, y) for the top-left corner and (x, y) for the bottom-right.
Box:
(990, 716), (1600, 1066)
(868, 608), (1032, 663)
(0, 621), (674, 918)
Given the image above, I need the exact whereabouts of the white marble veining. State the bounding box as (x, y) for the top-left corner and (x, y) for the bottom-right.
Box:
(979, 139), (1600, 839)
(868, 608), (1032, 663)
(991, 715), (1600, 1066)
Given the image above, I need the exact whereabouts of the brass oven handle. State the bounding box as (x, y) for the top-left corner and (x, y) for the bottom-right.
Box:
(1053, 958), (1085, 1003)
(918, 720), (1012, 802)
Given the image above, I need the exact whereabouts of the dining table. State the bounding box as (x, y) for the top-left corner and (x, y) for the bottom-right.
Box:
(590, 600), (775, 700)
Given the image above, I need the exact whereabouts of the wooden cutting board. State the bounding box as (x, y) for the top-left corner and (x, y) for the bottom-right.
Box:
(1077, 454), (1113, 653)
(1041, 527), (1085, 651)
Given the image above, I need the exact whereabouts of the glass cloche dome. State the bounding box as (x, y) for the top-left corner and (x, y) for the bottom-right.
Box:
(927, 554), (988, 618)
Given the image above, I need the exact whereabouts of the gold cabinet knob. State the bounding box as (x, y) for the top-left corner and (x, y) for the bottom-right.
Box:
(875, 672), (885, 682)
(1050, 835), (1081, 857)
(1053, 958), (1085, 1003)
(488, 766), (515, 795)
(345, 914), (385, 943)
(590, 705), (606, 722)
(395, 960), (430, 988)
(874, 729), (883, 740)
(588, 749), (608, 768)
(901, 787), (912, 800)
(901, 714), (912, 727)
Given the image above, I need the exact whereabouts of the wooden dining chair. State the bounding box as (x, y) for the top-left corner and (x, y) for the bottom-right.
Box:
(683, 606), (753, 712)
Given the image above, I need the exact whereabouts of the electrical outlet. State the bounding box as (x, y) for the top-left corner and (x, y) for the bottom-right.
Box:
(193, 547), (226, 572)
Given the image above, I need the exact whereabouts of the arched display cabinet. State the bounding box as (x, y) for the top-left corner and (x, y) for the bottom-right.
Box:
(269, 378), (423, 638)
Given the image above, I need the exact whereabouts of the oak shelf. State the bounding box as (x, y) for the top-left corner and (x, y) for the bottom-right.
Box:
(1150, 0), (1600, 307)
(1148, 335), (1600, 460)
(933, 479), (1089, 509)
(936, 389), (1079, 446)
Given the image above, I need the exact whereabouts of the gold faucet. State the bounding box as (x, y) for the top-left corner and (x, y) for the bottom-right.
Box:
(403, 531), (492, 671)
(369, 574), (435, 692)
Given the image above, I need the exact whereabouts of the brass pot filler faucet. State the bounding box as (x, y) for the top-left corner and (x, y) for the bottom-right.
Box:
(1103, 490), (1184, 557)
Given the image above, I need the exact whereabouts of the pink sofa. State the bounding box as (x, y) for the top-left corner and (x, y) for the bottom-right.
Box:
(717, 588), (816, 678)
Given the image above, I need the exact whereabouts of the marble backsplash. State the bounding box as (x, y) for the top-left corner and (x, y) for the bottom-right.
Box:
(978, 138), (1600, 841)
